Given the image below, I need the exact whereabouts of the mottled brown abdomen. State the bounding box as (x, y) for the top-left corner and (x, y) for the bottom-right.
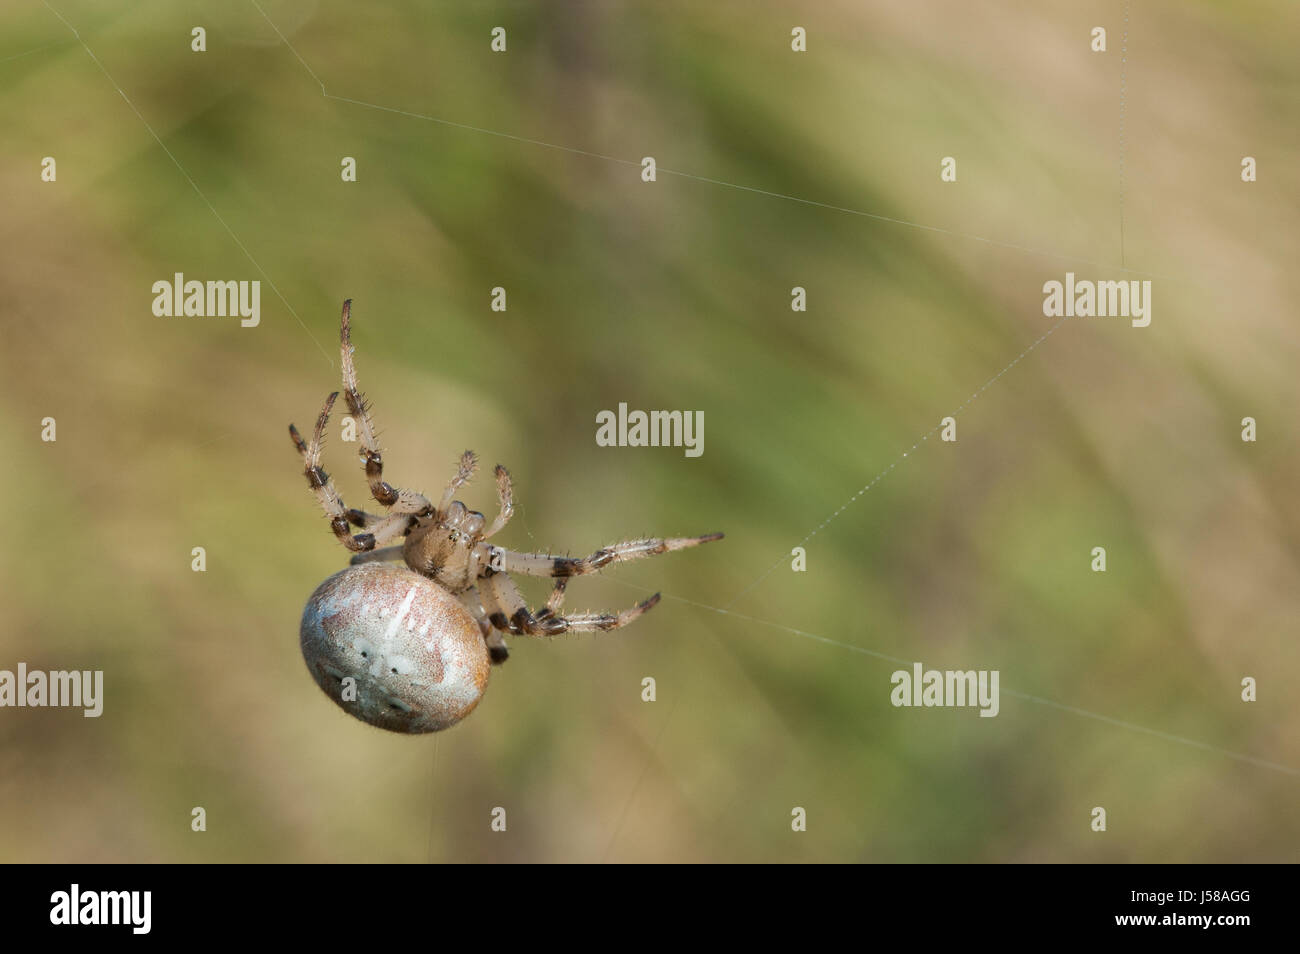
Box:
(300, 562), (490, 733)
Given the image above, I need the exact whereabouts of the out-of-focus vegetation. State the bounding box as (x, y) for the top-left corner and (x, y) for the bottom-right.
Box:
(1, 0), (1297, 862)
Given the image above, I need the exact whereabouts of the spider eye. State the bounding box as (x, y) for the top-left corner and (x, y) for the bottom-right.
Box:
(448, 530), (460, 542)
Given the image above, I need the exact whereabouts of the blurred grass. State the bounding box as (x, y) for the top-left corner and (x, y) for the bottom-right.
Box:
(1, 0), (1297, 862)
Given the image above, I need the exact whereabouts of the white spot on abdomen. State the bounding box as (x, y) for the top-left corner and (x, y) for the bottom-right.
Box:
(383, 585), (419, 642)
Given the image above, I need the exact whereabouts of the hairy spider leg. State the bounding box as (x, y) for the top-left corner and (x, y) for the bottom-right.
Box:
(457, 586), (510, 663)
(479, 570), (662, 636)
(497, 533), (724, 578)
(338, 298), (434, 515)
(349, 545), (406, 565)
(483, 464), (514, 538)
(438, 450), (479, 514)
(289, 393), (406, 552)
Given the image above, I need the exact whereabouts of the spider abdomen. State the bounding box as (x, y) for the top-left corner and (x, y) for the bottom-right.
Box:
(300, 562), (490, 734)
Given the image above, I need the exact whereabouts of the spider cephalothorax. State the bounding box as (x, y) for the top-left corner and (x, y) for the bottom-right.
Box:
(289, 300), (722, 733)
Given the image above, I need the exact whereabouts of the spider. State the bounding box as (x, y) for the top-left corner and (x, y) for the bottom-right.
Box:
(289, 300), (723, 733)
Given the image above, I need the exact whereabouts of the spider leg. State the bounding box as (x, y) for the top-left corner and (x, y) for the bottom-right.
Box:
(481, 573), (565, 635)
(338, 299), (434, 515)
(288, 393), (378, 553)
(535, 578), (569, 619)
(459, 586), (509, 664)
(437, 450), (478, 513)
(482, 464), (514, 538)
(498, 533), (724, 578)
(344, 507), (389, 528)
(349, 509), (417, 541)
(548, 597), (662, 634)
(481, 572), (659, 636)
(339, 513), (415, 563)
(350, 545), (406, 565)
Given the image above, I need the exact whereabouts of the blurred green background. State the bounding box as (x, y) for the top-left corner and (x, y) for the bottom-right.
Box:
(2, 0), (1297, 862)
